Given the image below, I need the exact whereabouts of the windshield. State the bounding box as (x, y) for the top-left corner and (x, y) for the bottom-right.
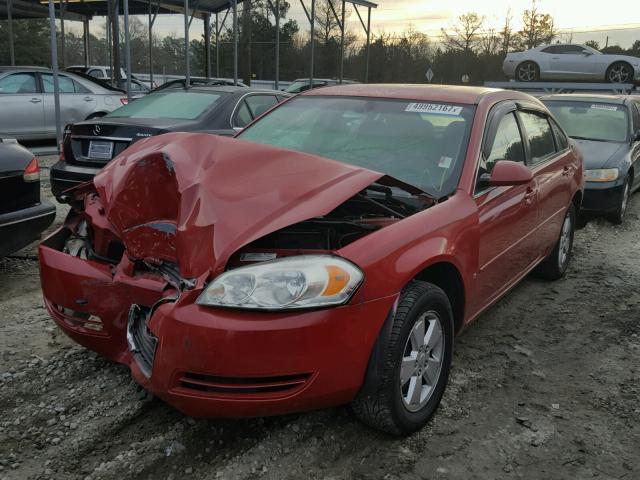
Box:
(543, 100), (628, 142)
(106, 91), (222, 119)
(239, 96), (476, 196)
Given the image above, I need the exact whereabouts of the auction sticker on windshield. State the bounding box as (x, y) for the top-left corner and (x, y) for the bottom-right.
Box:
(405, 103), (463, 115)
(590, 104), (618, 111)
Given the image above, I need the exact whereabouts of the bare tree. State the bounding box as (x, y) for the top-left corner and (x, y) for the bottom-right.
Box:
(480, 28), (500, 57)
(516, 0), (556, 50)
(441, 12), (485, 53)
(499, 9), (515, 54)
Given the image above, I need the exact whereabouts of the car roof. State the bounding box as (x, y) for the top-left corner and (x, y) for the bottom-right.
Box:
(0, 66), (50, 73)
(302, 83), (530, 105)
(539, 94), (630, 105)
(158, 85), (283, 95)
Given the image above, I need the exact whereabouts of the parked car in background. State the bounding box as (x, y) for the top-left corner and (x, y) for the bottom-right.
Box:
(503, 44), (640, 84)
(67, 65), (157, 89)
(0, 138), (55, 256)
(541, 94), (640, 223)
(40, 85), (583, 435)
(152, 77), (248, 92)
(0, 66), (128, 141)
(284, 78), (358, 93)
(50, 86), (290, 200)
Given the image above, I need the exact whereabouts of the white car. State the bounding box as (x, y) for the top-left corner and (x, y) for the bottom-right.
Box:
(67, 65), (157, 89)
(0, 66), (127, 141)
(503, 44), (640, 84)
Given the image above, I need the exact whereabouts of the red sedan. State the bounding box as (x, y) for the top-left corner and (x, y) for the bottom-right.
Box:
(39, 85), (584, 435)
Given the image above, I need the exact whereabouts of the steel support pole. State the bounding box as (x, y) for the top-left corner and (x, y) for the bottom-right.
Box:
(60, 1), (65, 68)
(365, 6), (371, 83)
(233, 0), (238, 85)
(310, 0), (315, 87)
(148, 1), (153, 86)
(339, 0), (345, 83)
(7, 0), (15, 66)
(184, 0), (190, 88)
(215, 13), (220, 77)
(204, 13), (211, 78)
(106, 2), (112, 85)
(275, 0), (280, 90)
(83, 17), (90, 67)
(113, 0), (121, 84)
(124, 0), (132, 101)
(48, 0), (62, 150)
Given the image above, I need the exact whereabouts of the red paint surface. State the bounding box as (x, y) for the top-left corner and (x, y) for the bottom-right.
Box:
(39, 86), (584, 419)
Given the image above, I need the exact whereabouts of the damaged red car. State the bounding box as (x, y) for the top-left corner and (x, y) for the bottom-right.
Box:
(39, 85), (584, 435)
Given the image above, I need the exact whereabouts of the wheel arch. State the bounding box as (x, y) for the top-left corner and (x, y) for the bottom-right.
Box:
(606, 61), (634, 81)
(572, 190), (583, 217)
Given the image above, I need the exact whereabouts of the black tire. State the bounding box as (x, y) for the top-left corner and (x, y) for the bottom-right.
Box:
(516, 61), (540, 82)
(535, 203), (576, 280)
(352, 281), (454, 435)
(608, 176), (631, 225)
(606, 62), (633, 84)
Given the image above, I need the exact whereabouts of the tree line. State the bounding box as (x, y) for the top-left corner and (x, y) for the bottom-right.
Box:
(1, 0), (639, 86)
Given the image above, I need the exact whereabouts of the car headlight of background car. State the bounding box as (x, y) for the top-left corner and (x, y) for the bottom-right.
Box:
(197, 255), (364, 310)
(585, 168), (619, 182)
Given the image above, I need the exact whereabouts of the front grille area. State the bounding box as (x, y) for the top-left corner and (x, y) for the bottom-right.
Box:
(177, 372), (311, 396)
(127, 305), (157, 378)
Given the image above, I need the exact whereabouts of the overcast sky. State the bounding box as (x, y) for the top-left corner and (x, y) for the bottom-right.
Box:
(79, 0), (640, 48)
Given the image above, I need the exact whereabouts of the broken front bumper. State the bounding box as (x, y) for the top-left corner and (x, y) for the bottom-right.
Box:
(39, 227), (395, 418)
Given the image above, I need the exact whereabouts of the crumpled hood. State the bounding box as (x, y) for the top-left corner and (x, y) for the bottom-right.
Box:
(572, 139), (626, 170)
(93, 132), (383, 278)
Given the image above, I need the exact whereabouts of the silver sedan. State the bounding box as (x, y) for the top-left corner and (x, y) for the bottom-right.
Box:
(0, 66), (127, 141)
(503, 44), (640, 84)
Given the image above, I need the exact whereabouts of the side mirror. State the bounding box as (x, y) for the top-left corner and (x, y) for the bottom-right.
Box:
(485, 160), (533, 186)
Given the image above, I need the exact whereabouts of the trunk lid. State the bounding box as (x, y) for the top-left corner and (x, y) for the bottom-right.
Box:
(0, 140), (39, 214)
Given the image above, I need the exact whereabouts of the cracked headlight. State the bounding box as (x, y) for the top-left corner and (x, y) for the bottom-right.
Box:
(197, 255), (364, 310)
(585, 168), (619, 182)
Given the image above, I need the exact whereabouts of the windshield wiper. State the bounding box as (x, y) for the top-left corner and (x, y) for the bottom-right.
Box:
(569, 135), (609, 142)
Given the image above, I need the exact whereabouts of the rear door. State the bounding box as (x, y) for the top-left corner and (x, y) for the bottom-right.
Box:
(42, 73), (97, 134)
(472, 104), (539, 313)
(517, 108), (574, 254)
(0, 72), (44, 138)
(630, 102), (640, 191)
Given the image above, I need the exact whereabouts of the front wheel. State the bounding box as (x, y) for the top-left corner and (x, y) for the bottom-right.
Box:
(516, 61), (540, 82)
(535, 203), (576, 280)
(352, 281), (454, 435)
(608, 176), (631, 224)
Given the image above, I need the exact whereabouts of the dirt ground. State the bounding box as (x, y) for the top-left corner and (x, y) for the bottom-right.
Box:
(1, 154), (639, 480)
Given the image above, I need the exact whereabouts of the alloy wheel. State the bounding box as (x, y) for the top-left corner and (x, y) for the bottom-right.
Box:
(609, 64), (630, 83)
(400, 311), (445, 412)
(517, 63), (537, 82)
(558, 212), (573, 268)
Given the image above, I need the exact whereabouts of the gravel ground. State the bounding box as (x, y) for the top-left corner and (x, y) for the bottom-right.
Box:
(1, 154), (639, 480)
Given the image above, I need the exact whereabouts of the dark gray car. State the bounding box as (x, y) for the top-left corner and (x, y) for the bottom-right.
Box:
(50, 86), (290, 201)
(541, 94), (640, 223)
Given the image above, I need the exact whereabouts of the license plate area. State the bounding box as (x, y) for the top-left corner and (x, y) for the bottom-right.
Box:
(88, 140), (113, 160)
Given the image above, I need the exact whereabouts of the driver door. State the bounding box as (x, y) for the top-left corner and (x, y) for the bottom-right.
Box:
(549, 45), (598, 78)
(472, 106), (539, 314)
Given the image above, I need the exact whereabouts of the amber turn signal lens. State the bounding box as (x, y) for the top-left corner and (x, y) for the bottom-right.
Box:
(322, 265), (350, 297)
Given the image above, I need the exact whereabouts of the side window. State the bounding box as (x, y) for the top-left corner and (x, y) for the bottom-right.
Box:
(476, 112), (525, 192)
(88, 69), (104, 78)
(234, 101), (253, 128)
(0, 73), (37, 94)
(550, 118), (569, 150)
(519, 111), (557, 164)
(631, 103), (640, 133)
(73, 80), (91, 94)
(245, 95), (278, 118)
(42, 74), (75, 93)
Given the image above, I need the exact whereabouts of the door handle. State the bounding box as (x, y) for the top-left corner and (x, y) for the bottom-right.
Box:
(30, 98), (42, 103)
(524, 187), (536, 204)
(562, 166), (572, 176)
(83, 96), (93, 101)
(552, 57), (560, 60)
